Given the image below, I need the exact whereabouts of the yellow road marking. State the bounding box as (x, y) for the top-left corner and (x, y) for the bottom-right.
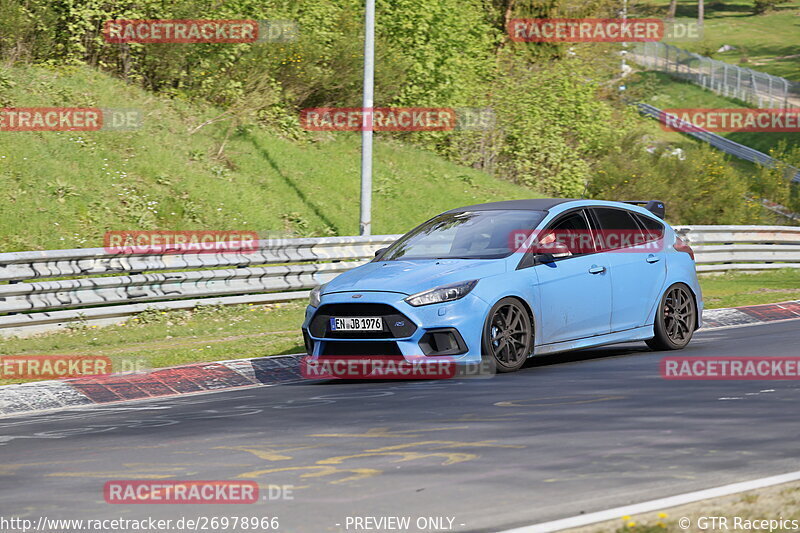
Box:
(494, 395), (625, 407)
(367, 440), (525, 451)
(48, 463), (189, 478)
(308, 426), (469, 438)
(49, 472), (176, 479)
(215, 444), (324, 461)
(317, 451), (477, 466)
(237, 465), (381, 485)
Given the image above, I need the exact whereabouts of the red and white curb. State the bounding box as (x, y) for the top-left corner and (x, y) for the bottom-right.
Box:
(702, 300), (800, 329)
(0, 355), (304, 417)
(0, 300), (798, 418)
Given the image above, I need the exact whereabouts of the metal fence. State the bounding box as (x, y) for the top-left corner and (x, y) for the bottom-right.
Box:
(632, 42), (800, 109)
(0, 235), (400, 338)
(675, 225), (800, 272)
(637, 103), (800, 184)
(1, 227), (798, 337)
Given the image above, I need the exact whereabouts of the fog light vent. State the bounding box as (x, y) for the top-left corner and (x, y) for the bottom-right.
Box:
(418, 328), (467, 356)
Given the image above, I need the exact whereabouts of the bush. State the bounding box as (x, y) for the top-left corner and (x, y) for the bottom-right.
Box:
(589, 133), (762, 224)
(437, 52), (624, 197)
(0, 0), (764, 226)
(0, 0), (495, 123)
(751, 143), (800, 214)
(752, 0), (793, 14)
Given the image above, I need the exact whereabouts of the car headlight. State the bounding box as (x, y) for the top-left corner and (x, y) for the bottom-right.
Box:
(309, 284), (326, 307)
(404, 280), (478, 307)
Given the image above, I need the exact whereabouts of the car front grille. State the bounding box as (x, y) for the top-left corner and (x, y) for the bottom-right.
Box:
(309, 303), (417, 339)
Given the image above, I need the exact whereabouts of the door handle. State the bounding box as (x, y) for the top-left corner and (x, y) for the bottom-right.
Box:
(646, 254), (660, 263)
(588, 265), (606, 274)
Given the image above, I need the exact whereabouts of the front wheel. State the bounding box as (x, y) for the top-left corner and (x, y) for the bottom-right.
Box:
(646, 283), (696, 351)
(481, 297), (533, 373)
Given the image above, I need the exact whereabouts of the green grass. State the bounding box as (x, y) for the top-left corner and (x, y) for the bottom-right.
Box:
(700, 268), (800, 308)
(0, 301), (307, 385)
(631, 71), (800, 153)
(0, 269), (797, 384)
(0, 64), (539, 252)
(634, 0), (800, 81)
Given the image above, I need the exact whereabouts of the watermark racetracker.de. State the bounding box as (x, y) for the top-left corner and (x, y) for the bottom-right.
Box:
(0, 355), (149, 380)
(104, 480), (260, 504)
(299, 107), (496, 131)
(662, 357), (800, 380)
(103, 19), (298, 43)
(508, 228), (665, 254)
(0, 355), (112, 380)
(659, 108), (800, 133)
(0, 108), (142, 131)
(301, 356), (497, 380)
(508, 18), (702, 42)
(0, 516), (280, 532)
(104, 230), (260, 254)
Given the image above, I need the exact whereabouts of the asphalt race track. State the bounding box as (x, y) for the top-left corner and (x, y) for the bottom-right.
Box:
(2, 320), (799, 532)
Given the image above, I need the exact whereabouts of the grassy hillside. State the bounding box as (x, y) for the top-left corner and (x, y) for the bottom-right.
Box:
(636, 0), (800, 81)
(0, 64), (539, 252)
(625, 0), (800, 212)
(631, 71), (800, 154)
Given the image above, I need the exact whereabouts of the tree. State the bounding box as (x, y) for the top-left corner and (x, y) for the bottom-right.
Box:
(698, 0), (704, 27)
(667, 0), (678, 19)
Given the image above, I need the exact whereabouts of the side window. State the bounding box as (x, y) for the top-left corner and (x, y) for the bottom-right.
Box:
(632, 212), (665, 244)
(538, 210), (595, 256)
(591, 208), (646, 251)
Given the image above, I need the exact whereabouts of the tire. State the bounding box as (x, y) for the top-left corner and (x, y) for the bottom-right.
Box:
(646, 283), (697, 351)
(481, 297), (533, 373)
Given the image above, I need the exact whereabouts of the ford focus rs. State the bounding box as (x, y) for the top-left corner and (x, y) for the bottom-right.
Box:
(302, 199), (702, 372)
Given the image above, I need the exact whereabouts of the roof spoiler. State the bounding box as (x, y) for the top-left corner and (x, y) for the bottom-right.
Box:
(624, 200), (665, 219)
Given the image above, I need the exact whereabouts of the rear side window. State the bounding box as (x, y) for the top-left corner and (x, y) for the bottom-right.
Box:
(591, 208), (646, 251)
(633, 212), (664, 232)
(632, 212), (665, 244)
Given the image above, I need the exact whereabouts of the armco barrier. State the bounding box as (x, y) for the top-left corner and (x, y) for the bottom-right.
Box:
(0, 227), (798, 337)
(0, 235), (400, 337)
(674, 225), (800, 272)
(637, 103), (800, 184)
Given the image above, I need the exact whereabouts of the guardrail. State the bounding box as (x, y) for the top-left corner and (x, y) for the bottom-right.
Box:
(675, 225), (800, 272)
(0, 235), (400, 337)
(0, 227), (798, 337)
(637, 103), (800, 184)
(632, 42), (800, 109)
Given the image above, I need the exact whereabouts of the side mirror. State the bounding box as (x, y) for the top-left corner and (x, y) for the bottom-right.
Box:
(534, 242), (571, 263)
(374, 247), (388, 258)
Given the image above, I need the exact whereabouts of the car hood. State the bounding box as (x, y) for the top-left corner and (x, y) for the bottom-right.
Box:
(323, 258), (507, 296)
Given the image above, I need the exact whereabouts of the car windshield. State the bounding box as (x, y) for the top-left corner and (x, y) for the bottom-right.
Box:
(381, 209), (547, 260)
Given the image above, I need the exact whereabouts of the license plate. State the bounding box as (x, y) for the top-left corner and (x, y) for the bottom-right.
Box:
(330, 316), (383, 332)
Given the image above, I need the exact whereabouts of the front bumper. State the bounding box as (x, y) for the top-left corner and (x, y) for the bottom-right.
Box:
(301, 291), (486, 364)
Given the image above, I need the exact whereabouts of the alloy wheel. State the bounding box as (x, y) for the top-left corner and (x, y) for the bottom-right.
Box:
(663, 285), (695, 344)
(488, 301), (531, 368)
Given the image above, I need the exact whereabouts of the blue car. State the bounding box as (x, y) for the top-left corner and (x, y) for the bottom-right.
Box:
(302, 199), (702, 372)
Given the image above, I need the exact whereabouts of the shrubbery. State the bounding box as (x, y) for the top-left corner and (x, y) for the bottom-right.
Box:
(752, 0), (793, 14)
(438, 53), (620, 197)
(750, 143), (800, 214)
(0, 0), (782, 225)
(589, 133), (762, 224)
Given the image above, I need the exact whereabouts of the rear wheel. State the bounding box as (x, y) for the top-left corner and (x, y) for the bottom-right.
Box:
(482, 298), (533, 372)
(646, 283), (696, 351)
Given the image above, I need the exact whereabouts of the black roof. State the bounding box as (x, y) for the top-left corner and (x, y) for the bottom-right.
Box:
(445, 198), (577, 213)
